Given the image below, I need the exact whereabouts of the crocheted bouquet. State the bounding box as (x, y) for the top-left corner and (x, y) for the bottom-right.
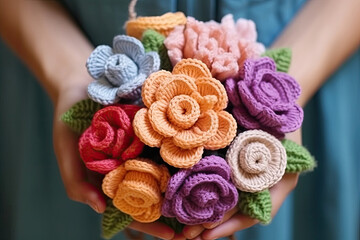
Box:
(61, 10), (315, 239)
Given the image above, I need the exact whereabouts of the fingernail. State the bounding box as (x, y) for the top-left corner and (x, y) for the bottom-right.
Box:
(87, 200), (100, 213)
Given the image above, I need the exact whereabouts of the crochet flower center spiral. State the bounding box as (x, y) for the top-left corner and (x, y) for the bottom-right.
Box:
(105, 54), (139, 86)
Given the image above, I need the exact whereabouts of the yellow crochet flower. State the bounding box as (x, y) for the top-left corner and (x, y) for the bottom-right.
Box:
(133, 58), (237, 168)
(102, 158), (170, 223)
(125, 12), (187, 40)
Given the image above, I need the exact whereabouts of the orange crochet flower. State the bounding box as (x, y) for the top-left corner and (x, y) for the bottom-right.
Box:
(133, 59), (237, 168)
(102, 158), (170, 223)
(125, 12), (187, 40)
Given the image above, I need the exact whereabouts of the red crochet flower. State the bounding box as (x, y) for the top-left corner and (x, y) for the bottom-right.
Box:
(79, 104), (144, 174)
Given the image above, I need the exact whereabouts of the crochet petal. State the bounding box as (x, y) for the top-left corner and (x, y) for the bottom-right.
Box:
(278, 104), (304, 133)
(172, 59), (212, 79)
(164, 25), (185, 66)
(238, 80), (263, 116)
(148, 100), (180, 137)
(142, 70), (172, 108)
(195, 77), (228, 111)
(204, 111), (237, 150)
(232, 104), (261, 129)
(160, 138), (203, 168)
(113, 35), (145, 63)
(102, 165), (127, 198)
(132, 202), (162, 223)
(124, 158), (167, 183)
(86, 159), (122, 175)
(119, 104), (142, 121)
(139, 51), (161, 75)
(211, 52), (239, 81)
(86, 45), (113, 79)
(173, 110), (219, 149)
(88, 78), (119, 105)
(156, 75), (197, 103)
(116, 73), (145, 100)
(225, 78), (242, 107)
(120, 136), (144, 161)
(133, 108), (164, 147)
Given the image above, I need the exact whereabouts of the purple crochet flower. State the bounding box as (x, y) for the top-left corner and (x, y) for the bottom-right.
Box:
(86, 35), (160, 105)
(225, 57), (303, 138)
(162, 155), (238, 225)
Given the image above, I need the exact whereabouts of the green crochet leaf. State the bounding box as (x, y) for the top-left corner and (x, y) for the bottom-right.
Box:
(159, 216), (184, 234)
(102, 200), (133, 239)
(238, 190), (272, 224)
(60, 99), (101, 134)
(262, 48), (292, 73)
(142, 29), (173, 71)
(282, 139), (316, 173)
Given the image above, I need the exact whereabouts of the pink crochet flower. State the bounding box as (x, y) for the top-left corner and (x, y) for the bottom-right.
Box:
(79, 105), (144, 174)
(164, 14), (265, 81)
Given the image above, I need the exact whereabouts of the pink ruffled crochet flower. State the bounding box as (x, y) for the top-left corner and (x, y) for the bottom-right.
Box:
(164, 14), (265, 81)
(79, 105), (144, 174)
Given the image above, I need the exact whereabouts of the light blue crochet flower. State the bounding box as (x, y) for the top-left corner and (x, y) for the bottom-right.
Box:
(86, 35), (160, 105)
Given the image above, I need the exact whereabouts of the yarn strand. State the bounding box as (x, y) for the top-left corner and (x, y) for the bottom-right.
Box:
(128, 0), (138, 20)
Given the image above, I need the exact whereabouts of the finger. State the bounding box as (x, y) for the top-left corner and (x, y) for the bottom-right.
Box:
(201, 214), (258, 240)
(128, 221), (175, 240)
(53, 118), (106, 213)
(182, 224), (205, 239)
(269, 173), (299, 216)
(202, 206), (238, 229)
(172, 233), (186, 240)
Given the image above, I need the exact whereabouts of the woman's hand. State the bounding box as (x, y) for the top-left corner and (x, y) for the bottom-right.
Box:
(182, 129), (301, 240)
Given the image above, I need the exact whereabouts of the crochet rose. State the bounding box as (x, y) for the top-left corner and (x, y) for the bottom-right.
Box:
(86, 35), (160, 105)
(162, 155), (238, 225)
(226, 130), (287, 192)
(79, 105), (144, 174)
(102, 158), (170, 223)
(164, 14), (265, 81)
(126, 12), (187, 40)
(133, 58), (237, 168)
(225, 57), (303, 138)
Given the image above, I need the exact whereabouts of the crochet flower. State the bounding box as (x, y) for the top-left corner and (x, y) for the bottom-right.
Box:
(164, 14), (265, 81)
(225, 57), (303, 138)
(133, 58), (237, 168)
(162, 156), (238, 224)
(86, 35), (160, 105)
(102, 158), (170, 223)
(79, 105), (144, 174)
(126, 12), (187, 40)
(226, 130), (287, 192)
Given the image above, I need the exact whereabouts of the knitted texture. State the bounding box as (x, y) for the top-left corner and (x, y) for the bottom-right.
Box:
(226, 130), (287, 192)
(141, 29), (172, 71)
(126, 12), (187, 40)
(133, 58), (237, 168)
(164, 14), (265, 81)
(61, 98), (102, 134)
(79, 105), (144, 174)
(282, 139), (316, 173)
(225, 57), (303, 138)
(238, 190), (272, 224)
(102, 199), (133, 239)
(86, 35), (160, 105)
(102, 158), (170, 223)
(262, 48), (292, 73)
(162, 156), (238, 225)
